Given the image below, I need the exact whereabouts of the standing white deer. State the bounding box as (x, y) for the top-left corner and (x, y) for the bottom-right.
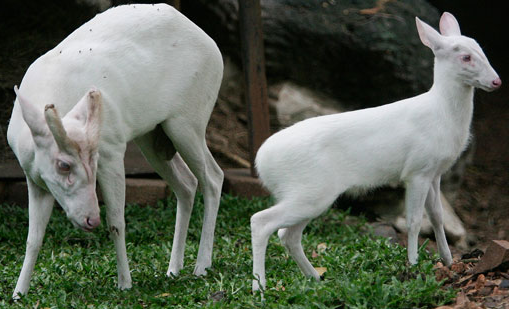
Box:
(251, 12), (501, 291)
(7, 4), (224, 298)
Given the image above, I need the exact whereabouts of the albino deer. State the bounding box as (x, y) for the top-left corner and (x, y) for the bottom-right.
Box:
(251, 12), (501, 292)
(7, 4), (224, 298)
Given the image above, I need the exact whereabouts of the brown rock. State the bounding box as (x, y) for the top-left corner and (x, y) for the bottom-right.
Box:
(473, 240), (509, 274)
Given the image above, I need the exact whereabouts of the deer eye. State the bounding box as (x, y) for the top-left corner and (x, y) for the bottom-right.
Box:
(461, 55), (471, 62)
(57, 160), (71, 172)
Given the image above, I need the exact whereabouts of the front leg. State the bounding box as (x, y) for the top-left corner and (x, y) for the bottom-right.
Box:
(97, 150), (132, 290)
(424, 176), (453, 266)
(13, 178), (54, 299)
(405, 176), (432, 265)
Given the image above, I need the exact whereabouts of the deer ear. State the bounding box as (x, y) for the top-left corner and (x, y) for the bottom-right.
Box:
(416, 17), (444, 51)
(14, 85), (49, 141)
(64, 88), (102, 147)
(439, 12), (461, 36)
(85, 89), (102, 147)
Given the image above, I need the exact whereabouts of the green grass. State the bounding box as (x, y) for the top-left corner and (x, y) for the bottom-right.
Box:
(0, 194), (455, 308)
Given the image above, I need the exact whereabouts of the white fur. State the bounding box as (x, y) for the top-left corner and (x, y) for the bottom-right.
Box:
(8, 4), (224, 298)
(251, 12), (501, 292)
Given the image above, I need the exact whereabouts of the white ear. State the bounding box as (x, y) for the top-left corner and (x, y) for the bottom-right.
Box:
(439, 12), (461, 36)
(64, 88), (103, 147)
(14, 85), (48, 139)
(84, 89), (102, 147)
(415, 17), (444, 51)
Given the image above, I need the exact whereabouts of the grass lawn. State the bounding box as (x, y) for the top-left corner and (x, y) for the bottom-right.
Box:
(0, 194), (455, 308)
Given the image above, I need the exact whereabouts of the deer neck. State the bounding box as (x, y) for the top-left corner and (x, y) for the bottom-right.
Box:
(429, 59), (475, 131)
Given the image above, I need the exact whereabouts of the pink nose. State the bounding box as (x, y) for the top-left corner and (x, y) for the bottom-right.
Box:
(86, 216), (101, 229)
(492, 77), (502, 88)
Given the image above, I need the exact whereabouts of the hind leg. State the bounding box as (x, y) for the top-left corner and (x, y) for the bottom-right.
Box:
(161, 119), (224, 276)
(251, 189), (337, 292)
(277, 219), (319, 280)
(134, 129), (198, 276)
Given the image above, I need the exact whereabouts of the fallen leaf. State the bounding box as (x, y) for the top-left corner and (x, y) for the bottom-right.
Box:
(435, 264), (452, 281)
(457, 274), (474, 285)
(317, 243), (327, 252)
(315, 267), (327, 276)
(312, 250), (319, 258)
(451, 262), (468, 274)
(475, 274), (486, 290)
(275, 280), (286, 291)
(155, 292), (171, 298)
(478, 286), (493, 296)
(455, 291), (469, 306)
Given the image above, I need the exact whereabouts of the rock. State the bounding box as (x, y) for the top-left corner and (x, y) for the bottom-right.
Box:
(209, 290), (226, 302)
(339, 185), (467, 247)
(185, 0), (440, 109)
(369, 222), (398, 243)
(270, 82), (341, 128)
(391, 191), (467, 248)
(473, 240), (509, 274)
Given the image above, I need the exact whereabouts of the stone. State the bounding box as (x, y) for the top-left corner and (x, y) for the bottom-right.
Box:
(341, 186), (468, 247)
(209, 290), (226, 303)
(185, 0), (440, 109)
(270, 82), (341, 128)
(473, 240), (509, 274)
(369, 222), (398, 243)
(392, 191), (466, 247)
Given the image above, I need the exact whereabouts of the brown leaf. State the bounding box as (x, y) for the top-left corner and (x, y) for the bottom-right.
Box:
(475, 274), (486, 290)
(314, 267), (327, 276)
(155, 292), (171, 298)
(312, 250), (319, 258)
(455, 291), (469, 306)
(435, 264), (453, 282)
(451, 262), (469, 274)
(457, 274), (474, 286)
(317, 243), (327, 252)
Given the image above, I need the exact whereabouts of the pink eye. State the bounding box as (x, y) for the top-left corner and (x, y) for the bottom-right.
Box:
(57, 160), (71, 172)
(462, 55), (471, 62)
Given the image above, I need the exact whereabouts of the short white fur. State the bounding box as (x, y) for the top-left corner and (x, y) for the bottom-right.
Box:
(251, 12), (501, 292)
(8, 4), (224, 298)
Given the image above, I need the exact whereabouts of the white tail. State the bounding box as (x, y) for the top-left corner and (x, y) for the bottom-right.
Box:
(8, 4), (224, 298)
(251, 12), (501, 292)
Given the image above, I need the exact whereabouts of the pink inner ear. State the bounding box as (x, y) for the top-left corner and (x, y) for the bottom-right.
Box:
(439, 12), (461, 36)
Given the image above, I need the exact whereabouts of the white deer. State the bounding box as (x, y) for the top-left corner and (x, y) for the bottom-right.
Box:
(7, 4), (224, 298)
(251, 12), (501, 291)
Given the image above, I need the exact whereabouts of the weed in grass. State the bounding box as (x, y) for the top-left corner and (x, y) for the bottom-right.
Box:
(0, 194), (455, 308)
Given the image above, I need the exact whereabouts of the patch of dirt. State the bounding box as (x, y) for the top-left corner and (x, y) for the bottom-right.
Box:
(433, 258), (509, 309)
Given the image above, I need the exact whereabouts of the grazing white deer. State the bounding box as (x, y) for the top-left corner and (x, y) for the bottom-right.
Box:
(251, 12), (501, 291)
(7, 4), (224, 298)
